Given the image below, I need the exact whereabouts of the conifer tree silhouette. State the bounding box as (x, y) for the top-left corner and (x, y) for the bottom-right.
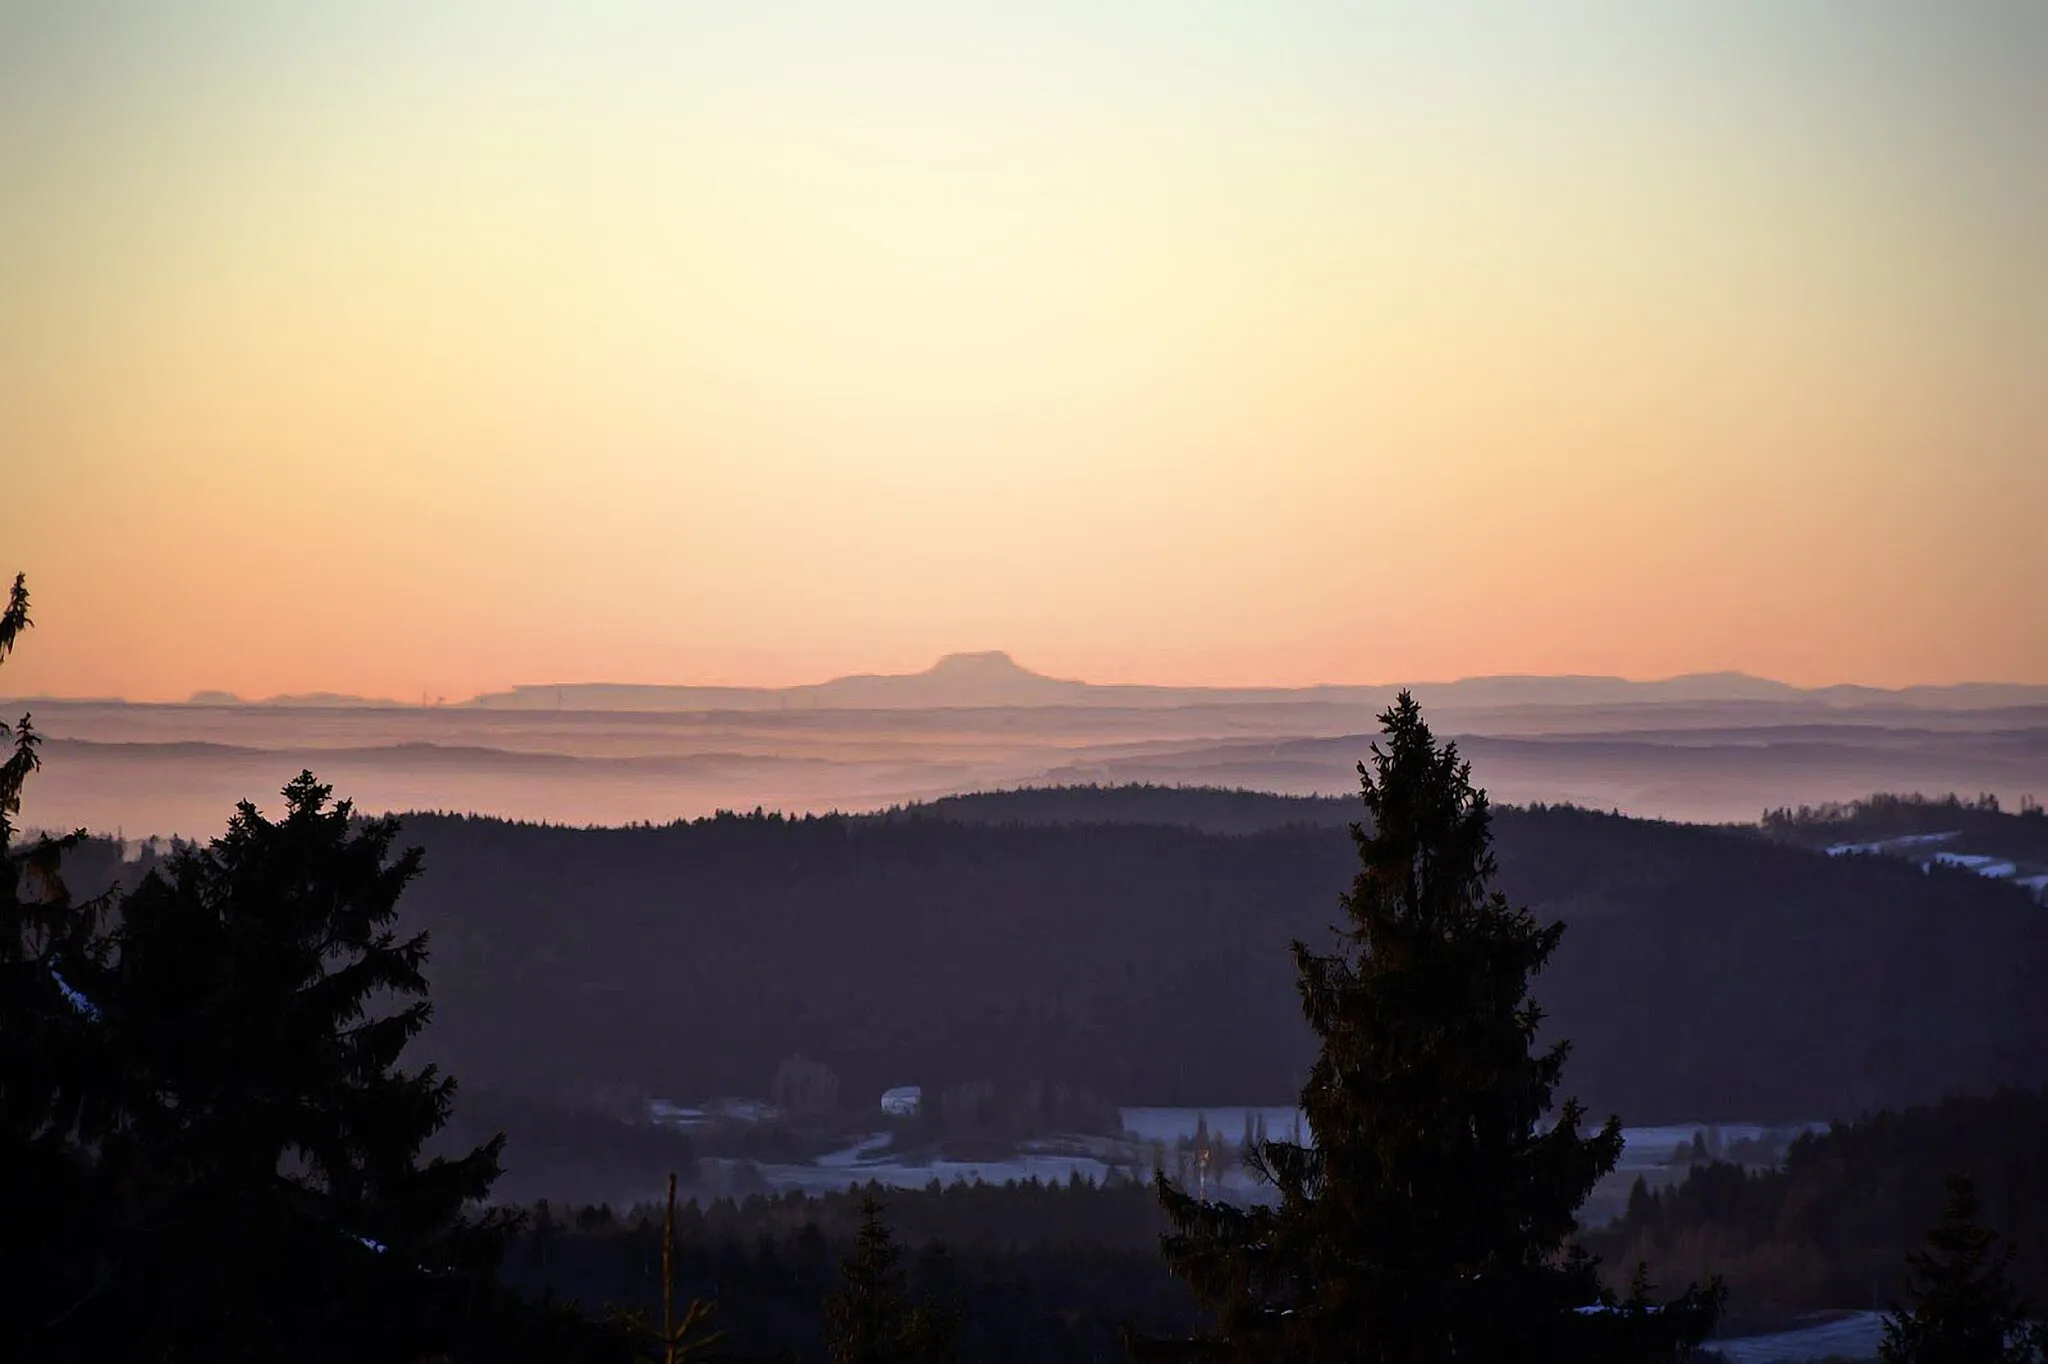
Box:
(1141, 693), (1722, 1362)
(1881, 1173), (2044, 1364)
(825, 1193), (960, 1364)
(78, 771), (514, 1360)
(0, 572), (121, 1353)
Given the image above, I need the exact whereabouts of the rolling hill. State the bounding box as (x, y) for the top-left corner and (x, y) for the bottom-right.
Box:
(283, 787), (2048, 1127)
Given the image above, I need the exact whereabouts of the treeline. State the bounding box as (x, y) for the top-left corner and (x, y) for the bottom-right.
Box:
(1762, 790), (2048, 860)
(56, 790), (2048, 1127)
(529, 1173), (1171, 1256)
(1584, 1087), (2048, 1334)
(505, 1086), (2048, 1352)
(501, 1179), (1189, 1363)
(870, 785), (1354, 835)
(334, 796), (2048, 1124)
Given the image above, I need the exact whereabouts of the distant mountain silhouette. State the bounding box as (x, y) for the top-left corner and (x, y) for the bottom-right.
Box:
(466, 651), (1087, 712)
(458, 656), (2046, 714)
(10, 660), (2039, 716)
(807, 650), (1092, 708)
(184, 690), (403, 708)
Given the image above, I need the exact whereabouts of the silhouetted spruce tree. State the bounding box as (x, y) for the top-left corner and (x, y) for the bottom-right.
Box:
(0, 572), (120, 1357)
(1880, 1173), (2044, 1364)
(1143, 693), (1722, 1362)
(825, 1194), (961, 1364)
(0, 583), (619, 1363)
(73, 771), (518, 1363)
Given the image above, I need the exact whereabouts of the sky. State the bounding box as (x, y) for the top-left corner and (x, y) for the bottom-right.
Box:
(3, 1), (2045, 701)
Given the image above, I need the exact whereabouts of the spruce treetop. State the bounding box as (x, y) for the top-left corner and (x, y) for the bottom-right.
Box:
(1881, 1173), (2045, 1364)
(826, 1194), (960, 1364)
(1146, 692), (1721, 1362)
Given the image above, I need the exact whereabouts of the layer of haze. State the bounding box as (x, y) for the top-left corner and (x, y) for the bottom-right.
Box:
(5, 2), (2045, 701)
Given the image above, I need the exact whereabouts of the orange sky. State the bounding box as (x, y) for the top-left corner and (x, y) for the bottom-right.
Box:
(4, 3), (2045, 701)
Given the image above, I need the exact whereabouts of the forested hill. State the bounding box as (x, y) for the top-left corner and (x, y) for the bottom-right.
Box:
(1762, 790), (2048, 862)
(69, 788), (2047, 1125)
(276, 787), (2044, 1128)
(867, 784), (1359, 833)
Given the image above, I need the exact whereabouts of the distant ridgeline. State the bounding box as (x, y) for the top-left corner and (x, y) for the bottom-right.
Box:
(451, 654), (2048, 713)
(62, 786), (2048, 1127)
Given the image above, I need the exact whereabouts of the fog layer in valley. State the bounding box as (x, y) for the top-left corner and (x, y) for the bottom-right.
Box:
(14, 654), (2047, 836)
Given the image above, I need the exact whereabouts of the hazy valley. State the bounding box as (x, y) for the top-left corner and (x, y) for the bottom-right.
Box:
(16, 653), (2048, 838)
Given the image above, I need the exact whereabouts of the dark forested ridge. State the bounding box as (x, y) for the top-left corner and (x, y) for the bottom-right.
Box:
(253, 786), (2048, 1126)
(870, 785), (1357, 834)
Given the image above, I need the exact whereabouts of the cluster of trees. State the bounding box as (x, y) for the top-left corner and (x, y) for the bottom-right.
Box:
(1586, 1088), (2048, 1336)
(1763, 791), (2035, 827)
(1658, 1128), (1802, 1171)
(773, 1057), (845, 1115)
(890, 1079), (1125, 1157)
(527, 1172), (1171, 1256)
(494, 1084), (2048, 1353)
(1762, 792), (2048, 859)
(1, 573), (620, 1361)
(504, 1149), (2048, 1362)
(504, 1181), (1185, 1363)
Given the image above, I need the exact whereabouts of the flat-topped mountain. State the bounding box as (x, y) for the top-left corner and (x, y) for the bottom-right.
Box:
(795, 650), (1093, 709)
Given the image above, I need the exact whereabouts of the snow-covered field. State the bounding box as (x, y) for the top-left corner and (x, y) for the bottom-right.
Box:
(1123, 1108), (1819, 1169)
(1825, 831), (2048, 902)
(1824, 832), (1960, 857)
(1700, 1311), (1885, 1363)
(674, 1106), (1821, 1206)
(719, 1149), (1118, 1196)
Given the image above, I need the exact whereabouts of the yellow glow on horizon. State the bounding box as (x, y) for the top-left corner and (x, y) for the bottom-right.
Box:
(4, 3), (2044, 700)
